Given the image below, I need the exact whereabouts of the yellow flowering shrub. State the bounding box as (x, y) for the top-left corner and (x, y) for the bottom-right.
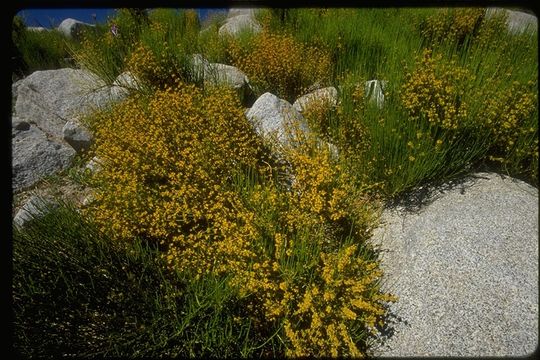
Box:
(85, 72), (395, 358)
(86, 82), (269, 276)
(418, 8), (485, 45)
(126, 42), (176, 89)
(481, 80), (538, 167)
(283, 244), (396, 357)
(231, 133), (394, 357)
(228, 31), (332, 101)
(401, 49), (474, 131)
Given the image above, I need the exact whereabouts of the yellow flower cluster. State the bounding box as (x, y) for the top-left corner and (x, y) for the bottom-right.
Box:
(231, 133), (391, 356)
(127, 41), (176, 89)
(401, 49), (473, 131)
(419, 8), (485, 44)
(86, 82), (267, 276)
(481, 80), (538, 162)
(228, 31), (332, 101)
(283, 244), (397, 357)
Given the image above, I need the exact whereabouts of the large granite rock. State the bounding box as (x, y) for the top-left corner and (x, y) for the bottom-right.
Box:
(372, 172), (538, 357)
(12, 124), (76, 192)
(57, 18), (95, 40)
(14, 68), (113, 138)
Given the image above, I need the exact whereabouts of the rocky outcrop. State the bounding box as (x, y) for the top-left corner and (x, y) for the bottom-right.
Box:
(372, 172), (538, 357)
(12, 68), (125, 192)
(12, 124), (76, 192)
(57, 18), (95, 40)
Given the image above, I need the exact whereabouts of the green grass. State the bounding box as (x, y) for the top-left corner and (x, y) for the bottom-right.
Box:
(11, 16), (78, 79)
(13, 200), (264, 357)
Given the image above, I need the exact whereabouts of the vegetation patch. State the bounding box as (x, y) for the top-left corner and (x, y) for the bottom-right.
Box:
(12, 7), (537, 357)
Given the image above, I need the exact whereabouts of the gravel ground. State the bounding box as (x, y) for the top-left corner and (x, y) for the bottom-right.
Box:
(371, 172), (538, 357)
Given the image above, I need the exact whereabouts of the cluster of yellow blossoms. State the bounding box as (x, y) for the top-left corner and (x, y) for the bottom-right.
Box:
(401, 49), (473, 131)
(228, 31), (332, 101)
(419, 8), (486, 44)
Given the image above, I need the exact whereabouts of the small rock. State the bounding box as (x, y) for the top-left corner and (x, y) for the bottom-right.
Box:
(292, 87), (338, 113)
(81, 193), (95, 207)
(206, 63), (249, 90)
(85, 156), (103, 174)
(57, 18), (95, 40)
(62, 120), (93, 153)
(13, 195), (57, 228)
(365, 80), (387, 108)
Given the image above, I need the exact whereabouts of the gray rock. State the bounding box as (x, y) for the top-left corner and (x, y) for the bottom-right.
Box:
(12, 125), (76, 192)
(206, 63), (249, 90)
(14, 68), (113, 139)
(190, 53), (212, 79)
(12, 79), (23, 106)
(62, 120), (93, 153)
(57, 18), (95, 40)
(371, 172), (538, 357)
(246, 92), (308, 145)
(485, 8), (537, 34)
(85, 156), (103, 174)
(218, 14), (262, 37)
(365, 80), (387, 108)
(191, 55), (253, 101)
(81, 193), (95, 207)
(292, 87), (338, 113)
(110, 71), (141, 100)
(13, 195), (57, 228)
